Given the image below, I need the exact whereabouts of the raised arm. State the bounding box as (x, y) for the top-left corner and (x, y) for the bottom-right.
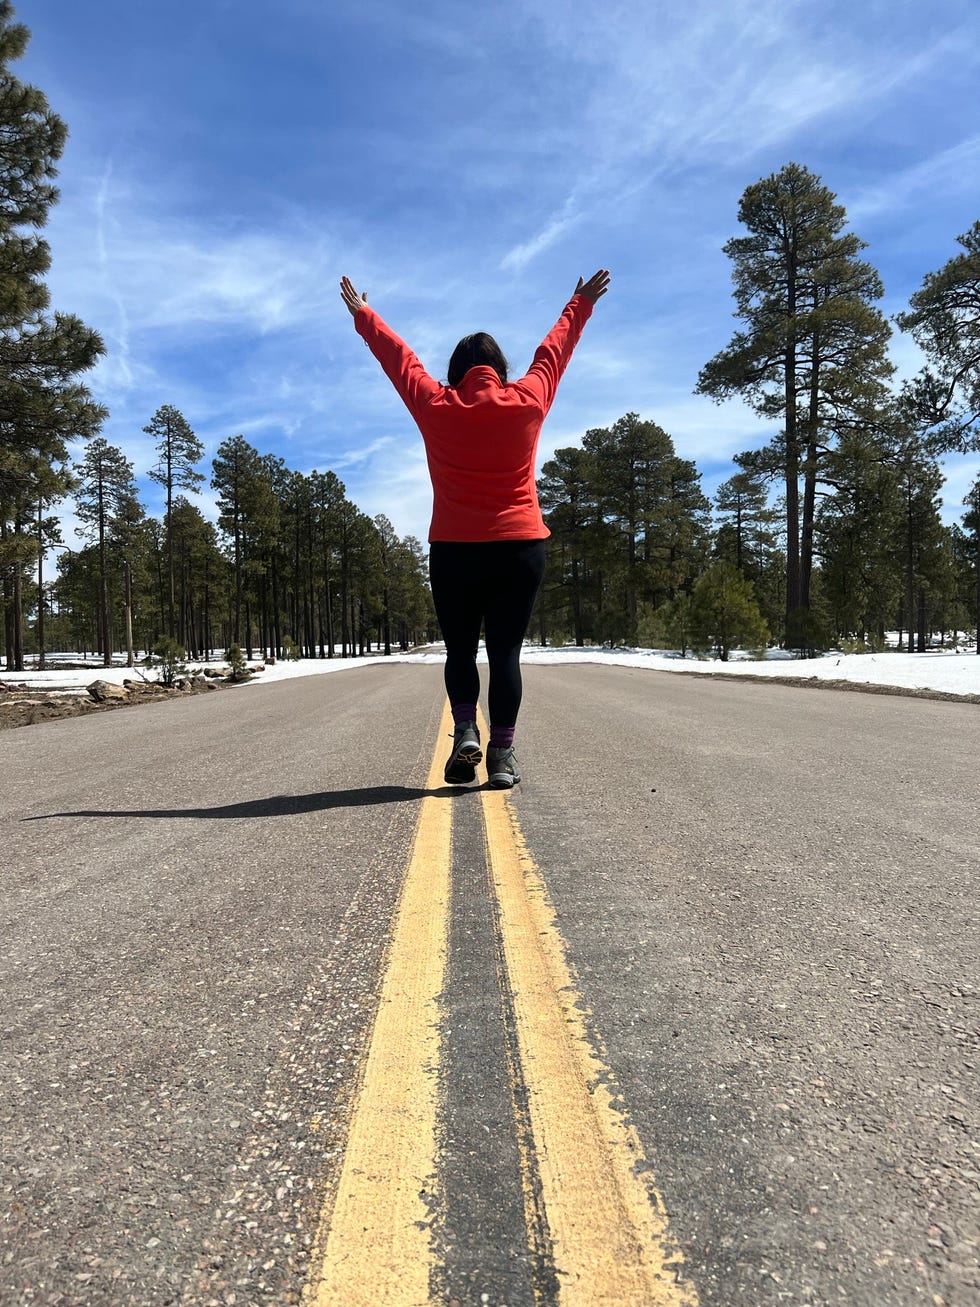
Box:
(340, 275), (440, 418)
(517, 269), (611, 411)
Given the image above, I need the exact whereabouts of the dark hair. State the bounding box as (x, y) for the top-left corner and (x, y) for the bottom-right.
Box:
(447, 333), (508, 388)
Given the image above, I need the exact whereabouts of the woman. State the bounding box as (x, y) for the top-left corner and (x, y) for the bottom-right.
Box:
(340, 268), (610, 787)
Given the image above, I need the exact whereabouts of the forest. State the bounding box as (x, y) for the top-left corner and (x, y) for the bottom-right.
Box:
(535, 163), (980, 657)
(1, 2), (978, 672)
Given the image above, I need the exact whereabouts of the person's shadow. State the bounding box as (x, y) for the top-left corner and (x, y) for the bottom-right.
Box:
(23, 784), (483, 821)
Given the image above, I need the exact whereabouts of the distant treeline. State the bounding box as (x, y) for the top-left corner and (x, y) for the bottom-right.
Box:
(28, 411), (436, 669)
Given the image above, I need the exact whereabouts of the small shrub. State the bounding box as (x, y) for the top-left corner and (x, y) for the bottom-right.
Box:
(838, 634), (887, 655)
(224, 643), (248, 679)
(143, 637), (187, 687)
(838, 636), (866, 655)
(282, 635), (301, 661)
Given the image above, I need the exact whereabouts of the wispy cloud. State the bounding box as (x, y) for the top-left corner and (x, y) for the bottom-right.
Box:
(848, 135), (980, 224)
(331, 435), (398, 470)
(501, 199), (581, 273)
(493, 0), (970, 272)
(48, 168), (347, 350)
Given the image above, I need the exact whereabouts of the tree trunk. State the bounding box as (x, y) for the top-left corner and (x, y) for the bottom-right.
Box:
(783, 258), (802, 650)
(800, 326), (820, 616)
(905, 506), (916, 654)
(36, 502), (46, 671)
(12, 566), (24, 671)
(572, 557), (584, 646)
(166, 441), (176, 639)
(271, 556), (281, 660)
(233, 510), (243, 644)
(917, 587), (927, 654)
(124, 558), (134, 667)
(326, 577), (335, 657)
(203, 556), (211, 662)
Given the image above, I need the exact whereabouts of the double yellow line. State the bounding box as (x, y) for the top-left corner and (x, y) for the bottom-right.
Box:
(304, 703), (698, 1306)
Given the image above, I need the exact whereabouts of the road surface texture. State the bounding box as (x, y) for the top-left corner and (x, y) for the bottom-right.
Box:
(1, 662), (977, 1306)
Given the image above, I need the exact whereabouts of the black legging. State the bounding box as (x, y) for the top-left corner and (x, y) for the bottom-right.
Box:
(428, 539), (546, 726)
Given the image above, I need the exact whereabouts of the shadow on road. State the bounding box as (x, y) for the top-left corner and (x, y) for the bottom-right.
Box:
(22, 784), (482, 821)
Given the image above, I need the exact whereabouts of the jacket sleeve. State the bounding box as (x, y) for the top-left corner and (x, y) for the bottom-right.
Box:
(516, 293), (594, 413)
(354, 305), (441, 420)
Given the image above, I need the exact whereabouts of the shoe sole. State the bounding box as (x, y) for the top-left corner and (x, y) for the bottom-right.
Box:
(488, 772), (520, 789)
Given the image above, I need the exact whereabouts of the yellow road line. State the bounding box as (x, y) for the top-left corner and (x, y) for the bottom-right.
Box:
(479, 714), (699, 1305)
(304, 701), (454, 1307)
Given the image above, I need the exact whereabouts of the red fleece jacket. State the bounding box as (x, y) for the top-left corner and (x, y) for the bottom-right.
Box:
(354, 293), (594, 542)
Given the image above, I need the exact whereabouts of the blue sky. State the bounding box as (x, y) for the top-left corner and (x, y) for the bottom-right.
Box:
(17, 0), (980, 546)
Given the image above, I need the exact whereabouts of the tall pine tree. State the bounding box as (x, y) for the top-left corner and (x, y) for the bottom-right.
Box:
(697, 162), (892, 651)
(74, 437), (138, 666)
(145, 404), (203, 638)
(0, 0), (105, 669)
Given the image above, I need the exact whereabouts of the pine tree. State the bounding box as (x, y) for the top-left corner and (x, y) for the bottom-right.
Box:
(896, 220), (980, 453)
(373, 514), (400, 656)
(538, 444), (607, 646)
(31, 455), (71, 668)
(714, 469), (783, 638)
(166, 496), (225, 658)
(689, 562), (770, 661)
(581, 414), (710, 641)
(697, 162), (892, 651)
(145, 404), (203, 638)
(74, 437), (138, 666)
(891, 433), (949, 652)
(584, 414), (675, 639)
(308, 469), (348, 657)
(714, 471), (778, 574)
(210, 434), (274, 654)
(815, 428), (902, 646)
(963, 477), (980, 651)
(663, 456), (712, 602)
(0, 0), (105, 669)
(395, 535), (435, 649)
(110, 487), (155, 666)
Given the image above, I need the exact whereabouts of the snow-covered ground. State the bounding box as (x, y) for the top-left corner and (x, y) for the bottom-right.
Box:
(3, 642), (979, 699)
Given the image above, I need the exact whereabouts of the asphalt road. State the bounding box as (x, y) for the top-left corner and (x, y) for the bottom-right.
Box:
(1, 663), (977, 1306)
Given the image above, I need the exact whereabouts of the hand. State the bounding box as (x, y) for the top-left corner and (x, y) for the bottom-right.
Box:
(574, 269), (611, 304)
(340, 275), (368, 317)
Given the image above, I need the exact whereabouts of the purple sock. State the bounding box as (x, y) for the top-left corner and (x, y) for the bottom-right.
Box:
(452, 702), (478, 726)
(490, 726), (515, 750)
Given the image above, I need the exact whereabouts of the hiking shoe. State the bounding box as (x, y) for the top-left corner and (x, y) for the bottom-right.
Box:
(444, 720), (482, 784)
(486, 745), (521, 789)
